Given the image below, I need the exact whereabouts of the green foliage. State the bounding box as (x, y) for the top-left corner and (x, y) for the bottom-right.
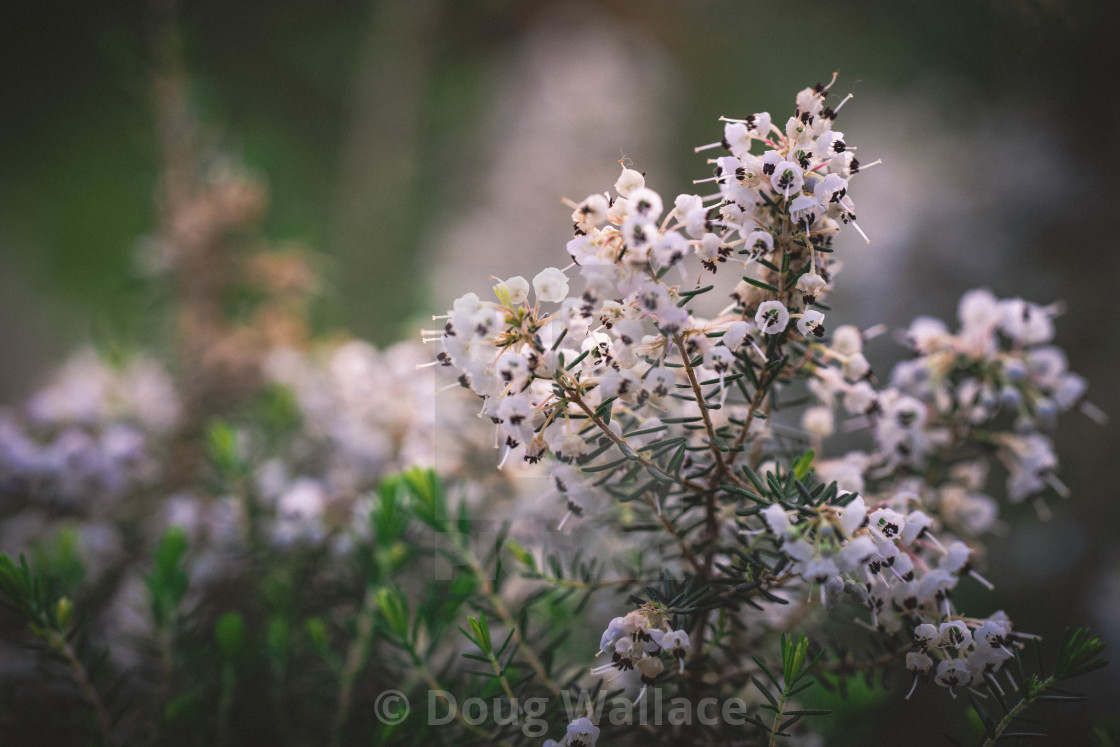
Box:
(147, 527), (190, 628)
(30, 524), (86, 600)
(215, 612), (247, 663)
(0, 552), (59, 632)
(972, 628), (1108, 745)
(205, 420), (249, 478)
(746, 633), (831, 745)
(0, 459), (1106, 746)
(376, 586), (410, 641)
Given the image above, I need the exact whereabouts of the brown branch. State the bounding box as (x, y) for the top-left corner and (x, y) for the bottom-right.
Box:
(674, 334), (729, 477)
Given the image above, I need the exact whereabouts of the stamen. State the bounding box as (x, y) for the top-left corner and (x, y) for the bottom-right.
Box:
(854, 616), (878, 633)
(905, 673), (920, 700)
(1045, 473), (1071, 498)
(1080, 401), (1109, 425)
(969, 570), (995, 591)
(1032, 497), (1053, 522)
(842, 415), (871, 432)
(924, 533), (948, 554)
(851, 221), (871, 244)
(694, 141), (724, 153)
(862, 323), (888, 340)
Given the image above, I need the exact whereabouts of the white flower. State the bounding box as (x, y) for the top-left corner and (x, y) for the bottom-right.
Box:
(492, 275), (529, 306)
(637, 654), (663, 684)
(796, 272), (828, 303)
(572, 193), (610, 232)
(564, 717), (601, 747)
(901, 510), (935, 544)
(642, 368), (676, 403)
(770, 160), (804, 197)
(746, 111), (771, 135)
(744, 230), (774, 259)
(869, 507), (905, 540)
(802, 405), (834, 438)
(958, 288), (1000, 331)
(651, 231), (688, 269)
(914, 623), (939, 648)
(934, 659), (971, 696)
(755, 300), (790, 335)
(533, 267), (569, 303)
(814, 130), (847, 159)
(906, 651), (933, 674)
(627, 187), (663, 222)
(621, 218), (656, 257)
(790, 194), (820, 224)
(843, 352), (870, 382)
(704, 345), (734, 373)
(273, 478), (328, 546)
(998, 298), (1054, 345)
(674, 193), (708, 237)
(837, 536), (876, 571)
(839, 495), (867, 537)
(831, 324), (863, 356)
(905, 651), (933, 699)
(906, 317), (950, 353)
(662, 629), (690, 658)
(723, 121), (753, 156)
(937, 541), (973, 574)
(723, 320), (752, 351)
(797, 309), (826, 337)
(761, 504), (789, 535)
(938, 620), (973, 650)
(843, 381), (878, 414)
(615, 166), (645, 197)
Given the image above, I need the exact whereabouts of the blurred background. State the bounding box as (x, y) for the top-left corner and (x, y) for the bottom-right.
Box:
(1, 0), (1118, 742)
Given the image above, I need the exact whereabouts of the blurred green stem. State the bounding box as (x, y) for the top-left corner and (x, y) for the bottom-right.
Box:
(216, 660), (235, 747)
(331, 584), (380, 747)
(49, 631), (115, 746)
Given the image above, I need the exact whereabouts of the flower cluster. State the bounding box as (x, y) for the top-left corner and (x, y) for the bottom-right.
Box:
(758, 491), (1026, 696)
(801, 287), (1100, 540)
(592, 607), (691, 695)
(907, 611), (1017, 699)
(543, 717), (600, 747)
(0, 71), (1104, 747)
(429, 76), (870, 514)
(0, 349), (178, 508)
(265, 340), (493, 492)
(430, 77), (1102, 741)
